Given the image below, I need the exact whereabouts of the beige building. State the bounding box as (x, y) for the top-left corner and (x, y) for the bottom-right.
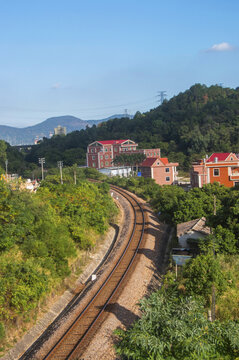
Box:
(54, 125), (67, 136)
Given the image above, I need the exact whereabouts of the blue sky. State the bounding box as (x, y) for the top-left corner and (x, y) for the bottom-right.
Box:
(0, 0), (238, 127)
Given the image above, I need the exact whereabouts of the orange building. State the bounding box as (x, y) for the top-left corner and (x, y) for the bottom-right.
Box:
(191, 152), (239, 188)
(140, 157), (178, 185)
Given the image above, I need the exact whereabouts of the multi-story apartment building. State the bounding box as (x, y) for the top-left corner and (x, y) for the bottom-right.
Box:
(54, 125), (67, 136)
(191, 152), (239, 188)
(87, 139), (161, 169)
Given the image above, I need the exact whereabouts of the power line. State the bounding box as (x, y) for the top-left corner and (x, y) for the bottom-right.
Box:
(0, 96), (157, 114)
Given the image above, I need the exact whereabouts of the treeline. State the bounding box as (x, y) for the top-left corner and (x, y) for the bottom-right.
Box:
(108, 177), (239, 359)
(17, 83), (239, 172)
(0, 140), (26, 175)
(0, 172), (117, 348)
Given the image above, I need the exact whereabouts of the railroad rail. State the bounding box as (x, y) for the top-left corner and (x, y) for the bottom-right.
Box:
(19, 185), (145, 360)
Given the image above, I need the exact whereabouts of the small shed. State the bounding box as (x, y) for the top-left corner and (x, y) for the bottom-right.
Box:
(177, 217), (211, 248)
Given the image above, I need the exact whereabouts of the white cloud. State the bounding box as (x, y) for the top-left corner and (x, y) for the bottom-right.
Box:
(208, 42), (234, 52)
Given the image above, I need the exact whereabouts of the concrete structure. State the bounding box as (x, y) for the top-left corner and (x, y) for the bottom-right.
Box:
(140, 157), (178, 185)
(98, 166), (132, 177)
(86, 139), (160, 169)
(54, 125), (67, 136)
(177, 217), (210, 248)
(191, 152), (239, 188)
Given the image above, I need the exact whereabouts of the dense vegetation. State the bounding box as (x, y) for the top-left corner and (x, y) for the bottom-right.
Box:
(20, 84), (239, 171)
(0, 172), (117, 349)
(0, 140), (26, 175)
(115, 285), (239, 359)
(107, 177), (239, 359)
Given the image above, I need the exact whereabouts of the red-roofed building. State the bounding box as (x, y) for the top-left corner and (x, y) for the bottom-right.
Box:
(191, 152), (239, 188)
(140, 157), (178, 185)
(87, 139), (161, 169)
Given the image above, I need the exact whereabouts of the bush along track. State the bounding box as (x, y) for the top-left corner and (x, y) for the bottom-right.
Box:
(0, 177), (118, 354)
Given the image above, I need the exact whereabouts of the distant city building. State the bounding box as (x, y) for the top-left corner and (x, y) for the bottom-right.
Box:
(191, 152), (239, 188)
(140, 157), (178, 185)
(54, 125), (67, 136)
(86, 139), (161, 169)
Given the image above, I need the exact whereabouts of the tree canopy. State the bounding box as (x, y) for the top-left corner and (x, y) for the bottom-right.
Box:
(19, 84), (239, 172)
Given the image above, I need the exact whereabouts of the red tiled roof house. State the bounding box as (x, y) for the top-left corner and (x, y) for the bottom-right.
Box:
(140, 157), (178, 185)
(191, 152), (239, 188)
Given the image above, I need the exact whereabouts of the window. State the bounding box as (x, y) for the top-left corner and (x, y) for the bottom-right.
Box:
(133, 147), (136, 150)
(101, 163), (104, 167)
(92, 156), (95, 160)
(105, 155), (109, 159)
(166, 176), (170, 181)
(214, 169), (219, 176)
(105, 161), (109, 166)
(157, 152), (159, 155)
(100, 155), (103, 160)
(91, 149), (94, 153)
(105, 148), (108, 152)
(115, 148), (118, 152)
(92, 162), (96, 167)
(165, 168), (170, 173)
(154, 152), (156, 156)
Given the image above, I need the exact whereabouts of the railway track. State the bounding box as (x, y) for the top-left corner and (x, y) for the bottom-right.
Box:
(19, 185), (145, 360)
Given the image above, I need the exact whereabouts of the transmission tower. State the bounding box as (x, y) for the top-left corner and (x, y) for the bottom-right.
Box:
(157, 91), (167, 105)
(124, 109), (129, 118)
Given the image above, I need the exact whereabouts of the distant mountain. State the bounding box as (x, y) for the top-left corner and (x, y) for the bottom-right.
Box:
(0, 114), (133, 145)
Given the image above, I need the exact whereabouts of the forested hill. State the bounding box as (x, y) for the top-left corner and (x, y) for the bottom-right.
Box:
(24, 84), (239, 170)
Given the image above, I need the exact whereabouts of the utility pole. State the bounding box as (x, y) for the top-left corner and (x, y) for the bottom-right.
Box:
(157, 91), (167, 105)
(38, 158), (45, 181)
(211, 195), (217, 321)
(57, 161), (63, 184)
(5, 159), (8, 179)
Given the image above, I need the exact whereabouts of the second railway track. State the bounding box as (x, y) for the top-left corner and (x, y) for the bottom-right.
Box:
(19, 185), (145, 360)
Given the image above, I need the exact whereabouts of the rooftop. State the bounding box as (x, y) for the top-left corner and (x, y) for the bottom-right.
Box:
(207, 152), (232, 162)
(97, 139), (130, 145)
(177, 217), (211, 237)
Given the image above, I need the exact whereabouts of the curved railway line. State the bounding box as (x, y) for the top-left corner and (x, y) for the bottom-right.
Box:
(19, 185), (146, 360)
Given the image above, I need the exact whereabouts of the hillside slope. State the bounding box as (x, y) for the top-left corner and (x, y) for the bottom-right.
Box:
(24, 84), (239, 169)
(0, 114), (132, 145)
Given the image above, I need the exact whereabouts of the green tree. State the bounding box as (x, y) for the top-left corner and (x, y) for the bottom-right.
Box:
(115, 290), (239, 359)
